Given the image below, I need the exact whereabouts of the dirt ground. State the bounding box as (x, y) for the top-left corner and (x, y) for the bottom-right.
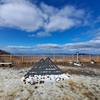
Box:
(0, 64), (100, 100)
(58, 63), (100, 77)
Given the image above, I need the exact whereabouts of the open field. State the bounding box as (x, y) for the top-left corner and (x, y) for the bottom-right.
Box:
(0, 64), (100, 100)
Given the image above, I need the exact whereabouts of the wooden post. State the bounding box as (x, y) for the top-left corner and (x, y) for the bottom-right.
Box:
(98, 55), (100, 62)
(72, 55), (74, 62)
(96, 55), (99, 62)
(53, 55), (56, 63)
(10, 54), (12, 62)
(66, 55), (68, 63)
(22, 54), (24, 63)
(89, 55), (91, 61)
(33, 55), (35, 64)
(0, 55), (1, 62)
(65, 55), (67, 63)
(44, 54), (46, 60)
(63, 55), (65, 64)
(80, 55), (83, 61)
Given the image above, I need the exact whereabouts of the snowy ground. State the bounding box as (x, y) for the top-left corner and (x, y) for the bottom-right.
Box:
(0, 65), (100, 100)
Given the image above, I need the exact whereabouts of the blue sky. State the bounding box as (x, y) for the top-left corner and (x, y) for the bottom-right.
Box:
(0, 0), (100, 54)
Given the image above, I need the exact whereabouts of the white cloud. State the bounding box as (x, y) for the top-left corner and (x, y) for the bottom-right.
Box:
(7, 46), (34, 49)
(41, 3), (86, 32)
(94, 15), (100, 23)
(44, 15), (75, 31)
(72, 38), (81, 41)
(39, 39), (100, 53)
(40, 3), (57, 16)
(29, 32), (51, 37)
(37, 43), (62, 50)
(3, 36), (100, 54)
(4, 45), (36, 54)
(0, 0), (90, 35)
(36, 32), (51, 37)
(0, 0), (45, 31)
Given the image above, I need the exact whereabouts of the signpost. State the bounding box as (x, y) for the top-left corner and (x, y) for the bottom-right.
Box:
(76, 52), (79, 63)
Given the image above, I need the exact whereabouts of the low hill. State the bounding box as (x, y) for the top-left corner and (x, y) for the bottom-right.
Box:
(0, 49), (11, 55)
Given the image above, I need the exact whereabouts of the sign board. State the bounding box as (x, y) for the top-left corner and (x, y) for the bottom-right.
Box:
(25, 57), (63, 76)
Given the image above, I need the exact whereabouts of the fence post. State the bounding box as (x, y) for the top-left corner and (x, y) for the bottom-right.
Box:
(32, 55), (35, 64)
(96, 55), (99, 62)
(99, 55), (100, 63)
(89, 55), (91, 62)
(66, 55), (68, 63)
(10, 54), (12, 62)
(63, 55), (65, 64)
(80, 55), (83, 61)
(22, 54), (24, 63)
(44, 54), (46, 60)
(53, 55), (56, 63)
(72, 55), (74, 62)
(65, 55), (67, 63)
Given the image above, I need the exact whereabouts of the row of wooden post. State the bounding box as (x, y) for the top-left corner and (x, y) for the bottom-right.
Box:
(0, 54), (100, 63)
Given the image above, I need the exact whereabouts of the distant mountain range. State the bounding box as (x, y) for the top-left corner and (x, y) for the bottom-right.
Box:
(0, 50), (11, 55)
(15, 52), (100, 56)
(0, 49), (100, 55)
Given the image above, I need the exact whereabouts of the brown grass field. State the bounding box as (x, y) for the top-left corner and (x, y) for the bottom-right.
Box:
(0, 62), (100, 100)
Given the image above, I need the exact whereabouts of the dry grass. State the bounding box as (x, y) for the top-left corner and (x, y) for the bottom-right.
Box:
(0, 65), (100, 100)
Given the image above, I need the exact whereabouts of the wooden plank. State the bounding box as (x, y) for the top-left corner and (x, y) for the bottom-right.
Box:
(0, 62), (12, 64)
(0, 62), (12, 67)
